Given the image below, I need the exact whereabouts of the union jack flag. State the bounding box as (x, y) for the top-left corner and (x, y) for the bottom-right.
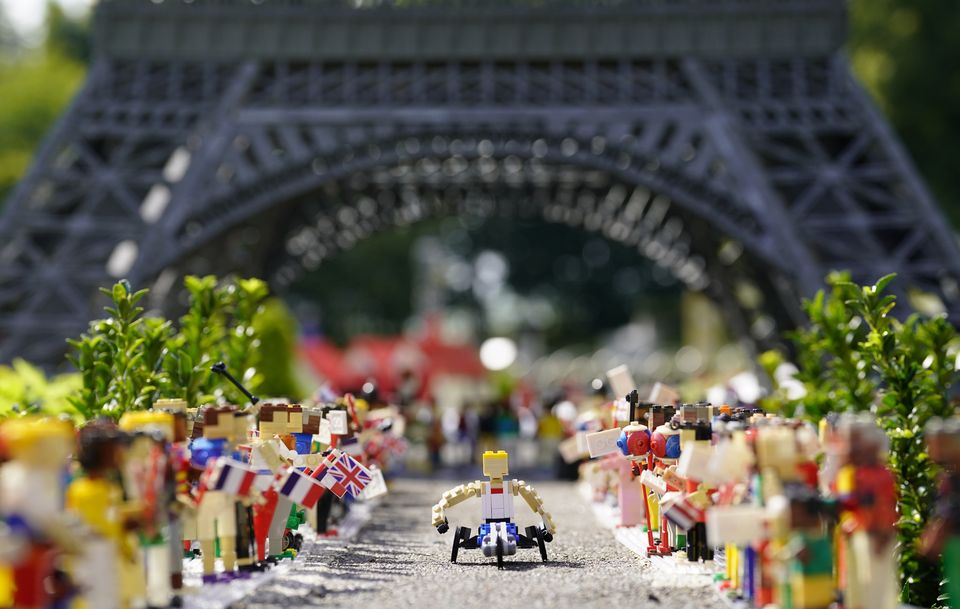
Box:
(319, 451), (372, 499)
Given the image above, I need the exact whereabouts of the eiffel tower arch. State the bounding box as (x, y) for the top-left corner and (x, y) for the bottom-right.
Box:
(2, 0), (959, 367)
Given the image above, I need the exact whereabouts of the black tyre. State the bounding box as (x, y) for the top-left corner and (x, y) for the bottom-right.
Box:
(536, 528), (548, 562)
(495, 536), (504, 570)
(451, 526), (469, 563)
(523, 526), (537, 547)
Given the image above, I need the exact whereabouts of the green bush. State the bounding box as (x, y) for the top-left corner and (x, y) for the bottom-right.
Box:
(67, 276), (274, 418)
(0, 359), (80, 419)
(761, 272), (957, 608)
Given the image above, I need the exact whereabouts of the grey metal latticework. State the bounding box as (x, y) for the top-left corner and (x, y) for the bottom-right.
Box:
(1, 0), (958, 367)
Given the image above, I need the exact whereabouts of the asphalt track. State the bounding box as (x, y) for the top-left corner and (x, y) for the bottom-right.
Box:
(228, 478), (726, 609)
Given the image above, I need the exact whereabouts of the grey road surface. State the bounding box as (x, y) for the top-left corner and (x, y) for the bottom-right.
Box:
(229, 479), (727, 609)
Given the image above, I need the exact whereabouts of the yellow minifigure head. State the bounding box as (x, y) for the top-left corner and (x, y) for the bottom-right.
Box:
(482, 450), (509, 479)
(0, 416), (75, 469)
(119, 411), (174, 441)
(154, 398), (187, 413)
(202, 405), (240, 441)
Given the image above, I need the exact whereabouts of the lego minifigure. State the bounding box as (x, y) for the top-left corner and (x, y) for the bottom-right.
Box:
(614, 392), (658, 550)
(190, 406), (244, 583)
(118, 411), (176, 609)
(432, 450), (556, 569)
(0, 417), (80, 609)
(152, 399), (192, 607)
(250, 403), (303, 561)
(835, 415), (898, 609)
(921, 417), (960, 609)
(650, 417), (683, 554)
(776, 485), (835, 609)
(676, 418), (715, 562)
(67, 420), (140, 609)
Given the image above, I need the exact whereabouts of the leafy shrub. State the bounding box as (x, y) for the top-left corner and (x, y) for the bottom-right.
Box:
(761, 272), (957, 607)
(67, 276), (273, 418)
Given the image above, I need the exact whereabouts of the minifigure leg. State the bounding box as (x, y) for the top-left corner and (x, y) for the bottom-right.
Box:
(198, 491), (226, 576)
(217, 506), (238, 572)
(857, 536), (897, 609)
(168, 517), (184, 594)
(144, 544), (172, 608)
(73, 538), (119, 609)
(253, 489), (278, 561)
(268, 497), (293, 556)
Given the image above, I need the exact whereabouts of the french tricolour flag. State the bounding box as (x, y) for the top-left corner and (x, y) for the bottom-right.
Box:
(661, 492), (704, 531)
(205, 458), (257, 497)
(278, 468), (326, 509)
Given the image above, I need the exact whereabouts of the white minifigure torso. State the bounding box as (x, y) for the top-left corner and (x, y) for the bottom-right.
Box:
(480, 480), (514, 520)
(0, 463), (62, 525)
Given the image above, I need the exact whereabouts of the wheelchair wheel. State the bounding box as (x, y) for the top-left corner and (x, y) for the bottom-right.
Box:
(495, 536), (504, 570)
(535, 528), (548, 562)
(451, 526), (469, 563)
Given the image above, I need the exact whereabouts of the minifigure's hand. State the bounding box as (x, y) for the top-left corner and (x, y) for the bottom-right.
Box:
(542, 515), (557, 539)
(436, 519), (449, 534)
(920, 517), (948, 559)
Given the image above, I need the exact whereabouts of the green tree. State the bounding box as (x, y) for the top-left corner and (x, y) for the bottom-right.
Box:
(254, 298), (305, 400)
(0, 2), (88, 203)
(850, 0), (960, 224)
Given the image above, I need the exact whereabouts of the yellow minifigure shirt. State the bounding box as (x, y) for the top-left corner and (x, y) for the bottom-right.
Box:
(66, 478), (124, 541)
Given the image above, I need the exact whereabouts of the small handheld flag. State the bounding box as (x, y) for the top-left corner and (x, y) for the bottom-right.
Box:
(277, 468), (326, 509)
(319, 451), (372, 499)
(200, 457), (257, 498)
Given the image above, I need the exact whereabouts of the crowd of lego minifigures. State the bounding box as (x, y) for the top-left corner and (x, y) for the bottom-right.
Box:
(0, 378), (404, 609)
(575, 366), (958, 609)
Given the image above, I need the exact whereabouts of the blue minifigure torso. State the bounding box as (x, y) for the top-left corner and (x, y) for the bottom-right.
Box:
(189, 437), (228, 469)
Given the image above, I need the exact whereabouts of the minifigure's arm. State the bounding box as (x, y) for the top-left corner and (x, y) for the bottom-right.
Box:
(431, 481), (482, 531)
(514, 480), (557, 536)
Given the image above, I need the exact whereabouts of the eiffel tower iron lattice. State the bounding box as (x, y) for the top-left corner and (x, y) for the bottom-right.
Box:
(1, 0), (959, 367)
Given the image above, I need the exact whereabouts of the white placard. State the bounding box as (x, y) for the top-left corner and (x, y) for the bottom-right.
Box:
(706, 505), (767, 545)
(648, 382), (680, 405)
(559, 436), (584, 463)
(361, 466), (388, 500)
(314, 418), (332, 446)
(677, 442), (716, 484)
(613, 399), (631, 423)
(575, 431), (589, 454)
(639, 469), (667, 495)
(326, 410), (349, 435)
(586, 428), (622, 458)
(606, 365), (636, 401)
